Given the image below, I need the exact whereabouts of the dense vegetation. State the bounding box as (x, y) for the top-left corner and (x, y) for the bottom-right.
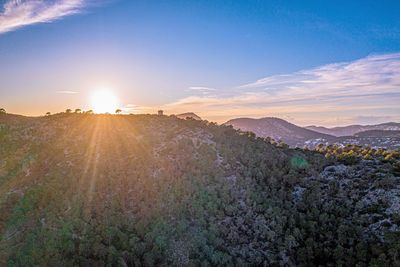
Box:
(0, 113), (399, 266)
(315, 143), (400, 166)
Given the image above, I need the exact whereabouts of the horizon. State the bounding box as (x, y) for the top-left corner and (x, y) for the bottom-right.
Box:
(2, 110), (399, 129)
(1, 0), (400, 127)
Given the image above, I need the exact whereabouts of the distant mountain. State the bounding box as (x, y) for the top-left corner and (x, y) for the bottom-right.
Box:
(306, 122), (400, 137)
(224, 117), (333, 146)
(176, 112), (202, 120)
(224, 117), (400, 149)
(354, 130), (400, 138)
(303, 129), (400, 150)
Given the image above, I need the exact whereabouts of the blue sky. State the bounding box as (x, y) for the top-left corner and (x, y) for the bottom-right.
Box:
(0, 0), (399, 126)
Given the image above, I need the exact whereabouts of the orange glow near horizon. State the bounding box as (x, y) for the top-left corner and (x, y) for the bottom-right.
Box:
(90, 90), (119, 114)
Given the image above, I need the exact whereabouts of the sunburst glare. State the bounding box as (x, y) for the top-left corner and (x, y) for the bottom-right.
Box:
(90, 90), (118, 114)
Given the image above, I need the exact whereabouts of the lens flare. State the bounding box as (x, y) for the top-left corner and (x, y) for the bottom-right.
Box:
(91, 90), (118, 114)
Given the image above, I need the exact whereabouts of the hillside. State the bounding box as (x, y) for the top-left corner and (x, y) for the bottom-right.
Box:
(307, 122), (400, 137)
(0, 113), (399, 266)
(224, 117), (334, 146)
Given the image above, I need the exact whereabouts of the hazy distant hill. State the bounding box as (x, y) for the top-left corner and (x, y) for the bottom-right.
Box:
(0, 113), (399, 266)
(354, 130), (400, 138)
(223, 116), (400, 149)
(325, 130), (400, 149)
(307, 122), (400, 137)
(224, 117), (333, 146)
(176, 112), (202, 120)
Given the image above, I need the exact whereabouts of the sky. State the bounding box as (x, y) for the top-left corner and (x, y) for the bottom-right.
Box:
(0, 0), (399, 126)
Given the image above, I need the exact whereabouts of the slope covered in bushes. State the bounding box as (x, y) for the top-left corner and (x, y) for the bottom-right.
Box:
(0, 114), (399, 266)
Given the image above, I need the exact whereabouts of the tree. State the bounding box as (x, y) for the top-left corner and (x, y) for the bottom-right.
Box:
(75, 109), (81, 113)
(46, 112), (51, 116)
(0, 108), (5, 114)
(66, 109), (72, 114)
(86, 110), (93, 114)
(115, 109), (122, 114)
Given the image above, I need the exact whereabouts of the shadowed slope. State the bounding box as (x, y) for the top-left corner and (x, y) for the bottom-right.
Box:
(0, 114), (399, 266)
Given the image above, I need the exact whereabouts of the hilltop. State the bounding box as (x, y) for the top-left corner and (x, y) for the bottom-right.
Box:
(0, 113), (399, 266)
(176, 112), (202, 121)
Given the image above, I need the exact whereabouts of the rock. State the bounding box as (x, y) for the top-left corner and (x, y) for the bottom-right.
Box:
(292, 186), (305, 202)
(319, 164), (348, 181)
(323, 164), (347, 174)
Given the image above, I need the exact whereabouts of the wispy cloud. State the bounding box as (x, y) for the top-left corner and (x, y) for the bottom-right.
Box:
(0, 0), (88, 34)
(122, 103), (139, 113)
(186, 86), (217, 95)
(163, 53), (400, 126)
(56, 90), (78, 94)
(239, 53), (400, 94)
(188, 86), (216, 92)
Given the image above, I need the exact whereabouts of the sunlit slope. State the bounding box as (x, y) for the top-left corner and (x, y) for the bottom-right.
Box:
(0, 114), (399, 266)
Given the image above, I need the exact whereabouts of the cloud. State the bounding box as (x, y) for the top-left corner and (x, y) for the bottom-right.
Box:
(122, 103), (139, 112)
(186, 86), (217, 95)
(125, 103), (138, 108)
(56, 90), (78, 94)
(239, 53), (400, 95)
(163, 53), (400, 126)
(120, 103), (157, 114)
(188, 86), (216, 92)
(0, 0), (88, 34)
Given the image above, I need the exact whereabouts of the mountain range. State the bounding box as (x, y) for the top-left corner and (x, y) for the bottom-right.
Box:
(306, 122), (400, 136)
(1, 112), (399, 149)
(224, 117), (333, 146)
(224, 117), (400, 149)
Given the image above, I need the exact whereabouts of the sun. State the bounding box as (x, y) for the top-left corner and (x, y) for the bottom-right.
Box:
(90, 90), (119, 114)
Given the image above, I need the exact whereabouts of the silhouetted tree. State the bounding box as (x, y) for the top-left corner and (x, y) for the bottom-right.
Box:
(66, 109), (72, 114)
(115, 109), (122, 114)
(86, 110), (93, 114)
(75, 109), (81, 113)
(46, 112), (51, 116)
(0, 108), (5, 114)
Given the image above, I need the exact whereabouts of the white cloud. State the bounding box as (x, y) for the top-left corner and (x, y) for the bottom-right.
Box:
(188, 86), (216, 92)
(0, 0), (88, 34)
(56, 90), (78, 94)
(239, 53), (400, 96)
(164, 53), (400, 126)
(125, 103), (138, 108)
(186, 86), (217, 95)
